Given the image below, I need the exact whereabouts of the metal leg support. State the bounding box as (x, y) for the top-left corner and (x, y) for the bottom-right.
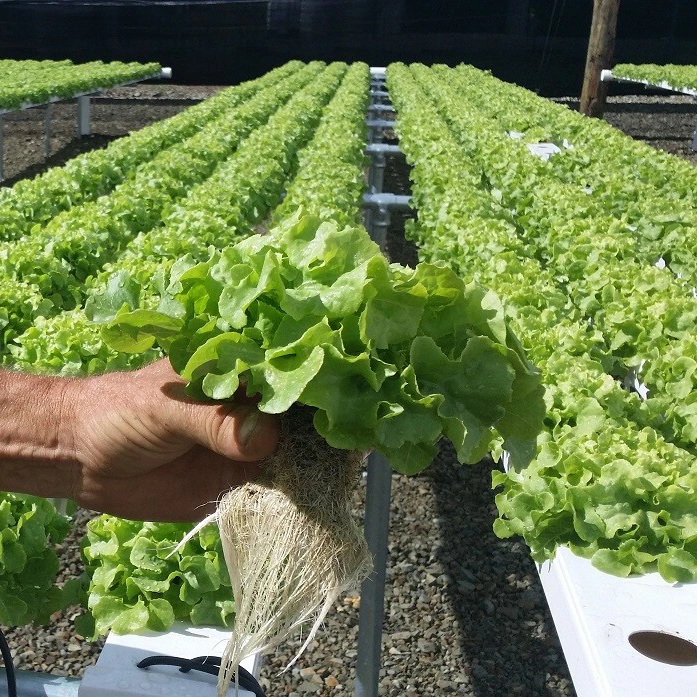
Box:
(44, 103), (52, 159)
(364, 207), (374, 237)
(369, 151), (387, 194)
(363, 194), (412, 253)
(357, 116), (392, 697)
(367, 104), (395, 119)
(0, 114), (3, 181)
(77, 95), (91, 137)
(48, 498), (69, 516)
(355, 452), (393, 697)
(355, 73), (409, 697)
(366, 120), (395, 142)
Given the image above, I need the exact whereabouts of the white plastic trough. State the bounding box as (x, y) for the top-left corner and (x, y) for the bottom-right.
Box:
(79, 623), (260, 697)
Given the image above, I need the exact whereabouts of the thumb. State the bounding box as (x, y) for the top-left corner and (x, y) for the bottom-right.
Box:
(169, 400), (280, 462)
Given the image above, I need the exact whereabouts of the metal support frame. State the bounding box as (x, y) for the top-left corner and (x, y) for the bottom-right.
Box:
(356, 72), (413, 697)
(369, 149), (386, 193)
(369, 90), (390, 107)
(365, 119), (394, 129)
(365, 143), (400, 194)
(355, 453), (393, 697)
(363, 193), (412, 250)
(363, 192), (412, 211)
(367, 104), (394, 114)
(366, 119), (394, 145)
(77, 95), (91, 137)
(48, 497), (69, 516)
(690, 114), (697, 153)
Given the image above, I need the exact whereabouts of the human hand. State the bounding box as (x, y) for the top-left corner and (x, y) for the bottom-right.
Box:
(65, 359), (279, 522)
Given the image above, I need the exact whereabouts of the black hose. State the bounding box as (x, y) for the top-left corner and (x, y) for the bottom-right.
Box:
(137, 653), (266, 697)
(0, 626), (17, 697)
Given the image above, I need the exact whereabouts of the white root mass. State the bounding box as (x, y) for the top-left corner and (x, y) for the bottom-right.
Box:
(215, 406), (373, 697)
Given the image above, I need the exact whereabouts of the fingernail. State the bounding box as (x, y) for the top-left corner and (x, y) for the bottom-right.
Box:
(239, 410), (261, 446)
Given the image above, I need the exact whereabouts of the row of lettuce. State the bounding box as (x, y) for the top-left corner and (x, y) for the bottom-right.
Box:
(413, 64), (697, 453)
(612, 63), (697, 93)
(0, 61), (320, 369)
(446, 64), (697, 287)
(388, 62), (697, 582)
(0, 61), (300, 242)
(0, 61), (371, 634)
(0, 59), (162, 111)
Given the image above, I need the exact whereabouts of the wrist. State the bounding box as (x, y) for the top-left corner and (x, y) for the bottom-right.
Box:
(52, 375), (82, 500)
(0, 371), (81, 500)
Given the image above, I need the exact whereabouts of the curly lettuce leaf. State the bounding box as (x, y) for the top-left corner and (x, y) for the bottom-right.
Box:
(80, 515), (233, 637)
(104, 214), (545, 474)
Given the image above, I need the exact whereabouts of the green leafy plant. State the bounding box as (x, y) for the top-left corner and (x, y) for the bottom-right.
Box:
(0, 495), (71, 626)
(79, 517), (234, 638)
(388, 61), (697, 582)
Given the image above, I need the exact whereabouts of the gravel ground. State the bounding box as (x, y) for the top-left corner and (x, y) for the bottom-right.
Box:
(261, 448), (573, 697)
(3, 86), (697, 696)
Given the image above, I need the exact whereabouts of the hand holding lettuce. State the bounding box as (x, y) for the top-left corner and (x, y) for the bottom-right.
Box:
(100, 213), (544, 690)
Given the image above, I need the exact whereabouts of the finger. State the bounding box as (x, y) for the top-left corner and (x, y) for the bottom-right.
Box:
(167, 399), (279, 462)
(144, 358), (278, 460)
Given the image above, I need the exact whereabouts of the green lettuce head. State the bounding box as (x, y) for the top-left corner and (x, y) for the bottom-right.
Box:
(103, 213), (545, 474)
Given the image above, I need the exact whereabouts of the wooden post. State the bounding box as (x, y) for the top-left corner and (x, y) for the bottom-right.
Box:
(580, 0), (621, 117)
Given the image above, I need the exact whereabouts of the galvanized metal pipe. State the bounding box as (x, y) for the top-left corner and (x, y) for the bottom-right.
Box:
(354, 453), (393, 697)
(44, 103), (52, 159)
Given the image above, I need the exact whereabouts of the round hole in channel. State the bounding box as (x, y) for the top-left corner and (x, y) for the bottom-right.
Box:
(628, 631), (697, 666)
